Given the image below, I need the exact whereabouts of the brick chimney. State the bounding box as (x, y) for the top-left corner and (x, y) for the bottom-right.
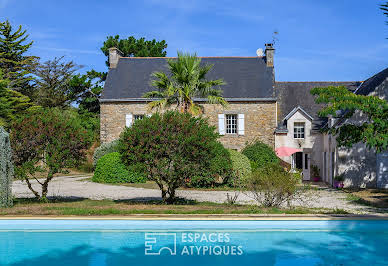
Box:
(108, 47), (123, 68)
(265, 43), (275, 67)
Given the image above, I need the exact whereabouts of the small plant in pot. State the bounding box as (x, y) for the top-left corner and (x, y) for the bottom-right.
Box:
(334, 175), (345, 189)
(311, 165), (321, 182)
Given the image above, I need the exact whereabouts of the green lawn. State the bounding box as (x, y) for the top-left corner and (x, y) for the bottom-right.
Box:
(0, 198), (349, 216)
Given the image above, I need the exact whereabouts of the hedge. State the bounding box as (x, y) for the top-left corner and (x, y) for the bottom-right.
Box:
(242, 141), (279, 170)
(92, 140), (120, 167)
(228, 149), (251, 182)
(92, 152), (146, 184)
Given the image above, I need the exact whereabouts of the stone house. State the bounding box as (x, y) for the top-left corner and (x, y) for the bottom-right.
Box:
(100, 44), (277, 150)
(100, 44), (387, 188)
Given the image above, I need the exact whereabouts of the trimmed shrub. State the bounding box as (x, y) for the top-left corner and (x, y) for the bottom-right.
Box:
(0, 127), (13, 207)
(242, 141), (279, 170)
(119, 111), (220, 203)
(93, 152), (146, 183)
(93, 140), (120, 167)
(229, 149), (251, 182)
(188, 141), (233, 188)
(245, 163), (300, 207)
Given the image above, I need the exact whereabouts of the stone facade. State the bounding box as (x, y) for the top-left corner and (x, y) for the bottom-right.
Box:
(100, 101), (277, 150)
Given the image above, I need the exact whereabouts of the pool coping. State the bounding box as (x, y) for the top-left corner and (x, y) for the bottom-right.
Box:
(0, 214), (387, 220)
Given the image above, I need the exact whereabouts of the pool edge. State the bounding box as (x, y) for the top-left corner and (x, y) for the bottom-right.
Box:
(0, 214), (387, 220)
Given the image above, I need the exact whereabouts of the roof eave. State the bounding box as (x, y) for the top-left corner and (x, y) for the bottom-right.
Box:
(99, 97), (277, 103)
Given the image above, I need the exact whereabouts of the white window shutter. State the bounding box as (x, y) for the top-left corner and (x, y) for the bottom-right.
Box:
(238, 114), (245, 135)
(125, 114), (133, 127)
(218, 114), (225, 135)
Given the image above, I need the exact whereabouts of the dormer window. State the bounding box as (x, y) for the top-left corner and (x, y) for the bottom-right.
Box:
(294, 122), (305, 139)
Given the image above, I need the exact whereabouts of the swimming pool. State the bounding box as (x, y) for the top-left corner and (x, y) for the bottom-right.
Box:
(0, 219), (387, 265)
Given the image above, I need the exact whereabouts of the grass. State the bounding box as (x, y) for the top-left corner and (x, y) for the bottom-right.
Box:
(0, 198), (350, 216)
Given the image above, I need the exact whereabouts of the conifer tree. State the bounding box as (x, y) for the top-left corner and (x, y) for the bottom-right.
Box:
(0, 71), (35, 127)
(0, 19), (37, 95)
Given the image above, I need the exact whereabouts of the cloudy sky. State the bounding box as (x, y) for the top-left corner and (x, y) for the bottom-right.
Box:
(1, 0), (387, 81)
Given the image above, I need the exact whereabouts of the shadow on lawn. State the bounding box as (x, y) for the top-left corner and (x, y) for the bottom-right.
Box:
(114, 197), (199, 205)
(14, 196), (88, 204)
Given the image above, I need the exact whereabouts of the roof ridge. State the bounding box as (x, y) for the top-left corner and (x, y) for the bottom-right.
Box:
(276, 81), (362, 83)
(120, 56), (262, 59)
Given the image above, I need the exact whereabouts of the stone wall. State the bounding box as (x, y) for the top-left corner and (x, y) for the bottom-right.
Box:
(100, 101), (277, 150)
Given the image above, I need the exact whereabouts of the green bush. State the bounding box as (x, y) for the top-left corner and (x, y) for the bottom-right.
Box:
(188, 142), (233, 188)
(229, 149), (251, 182)
(242, 141), (279, 170)
(245, 163), (300, 207)
(92, 140), (120, 167)
(119, 111), (220, 203)
(93, 152), (146, 183)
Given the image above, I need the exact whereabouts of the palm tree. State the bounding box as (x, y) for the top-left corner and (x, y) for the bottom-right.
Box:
(143, 52), (228, 115)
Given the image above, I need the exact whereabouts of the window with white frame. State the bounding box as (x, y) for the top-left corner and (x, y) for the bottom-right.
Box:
(134, 114), (144, 121)
(226, 114), (237, 134)
(294, 122), (305, 139)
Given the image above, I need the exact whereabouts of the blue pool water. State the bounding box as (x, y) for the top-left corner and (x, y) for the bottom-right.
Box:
(0, 220), (387, 266)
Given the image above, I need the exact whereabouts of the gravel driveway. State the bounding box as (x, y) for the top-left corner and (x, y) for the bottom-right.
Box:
(12, 175), (386, 214)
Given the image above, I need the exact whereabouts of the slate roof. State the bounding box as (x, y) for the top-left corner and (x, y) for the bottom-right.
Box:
(275, 81), (361, 130)
(355, 67), (388, 96)
(334, 67), (388, 128)
(101, 57), (275, 101)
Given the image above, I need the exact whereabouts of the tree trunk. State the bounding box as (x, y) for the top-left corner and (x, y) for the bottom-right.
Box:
(41, 170), (55, 202)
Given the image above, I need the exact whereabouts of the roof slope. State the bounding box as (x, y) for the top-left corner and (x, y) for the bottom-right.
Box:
(101, 57), (274, 100)
(355, 67), (388, 96)
(275, 81), (361, 130)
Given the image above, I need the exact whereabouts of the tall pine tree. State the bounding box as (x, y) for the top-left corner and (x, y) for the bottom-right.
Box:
(0, 19), (37, 96)
(0, 71), (35, 127)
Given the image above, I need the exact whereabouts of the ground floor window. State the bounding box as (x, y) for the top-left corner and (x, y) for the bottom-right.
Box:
(226, 114), (237, 134)
(134, 114), (144, 121)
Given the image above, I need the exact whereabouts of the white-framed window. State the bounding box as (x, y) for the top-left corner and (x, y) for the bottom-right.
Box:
(294, 122), (305, 139)
(134, 114), (144, 121)
(218, 113), (244, 135)
(226, 114), (237, 134)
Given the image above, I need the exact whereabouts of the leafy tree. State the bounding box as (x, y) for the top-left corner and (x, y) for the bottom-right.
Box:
(311, 85), (388, 153)
(33, 56), (81, 108)
(144, 52), (227, 115)
(10, 108), (90, 201)
(119, 111), (220, 203)
(68, 70), (105, 113)
(0, 71), (35, 127)
(101, 35), (167, 67)
(187, 141), (233, 188)
(0, 19), (37, 95)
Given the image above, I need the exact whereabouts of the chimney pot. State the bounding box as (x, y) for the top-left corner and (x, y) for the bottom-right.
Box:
(264, 43), (275, 67)
(108, 47), (123, 68)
